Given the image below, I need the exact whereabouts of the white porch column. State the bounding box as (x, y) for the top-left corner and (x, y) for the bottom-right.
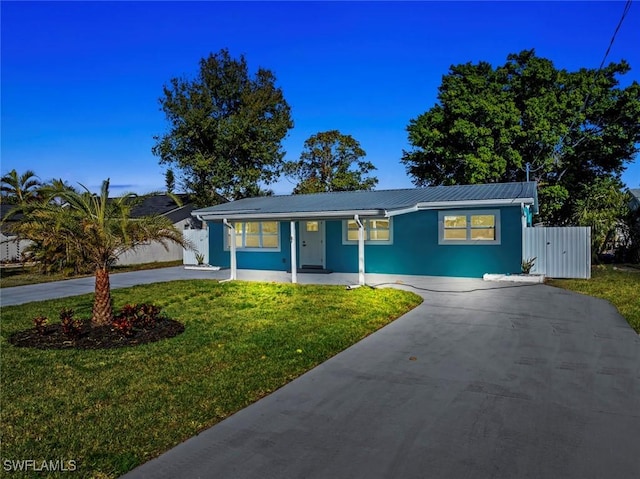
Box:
(290, 221), (297, 284)
(223, 219), (237, 281)
(355, 215), (365, 286)
(521, 202), (526, 265)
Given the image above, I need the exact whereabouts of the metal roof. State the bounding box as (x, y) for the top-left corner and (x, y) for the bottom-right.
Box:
(193, 182), (538, 221)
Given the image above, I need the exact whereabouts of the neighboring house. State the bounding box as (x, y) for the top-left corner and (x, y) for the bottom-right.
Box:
(1, 195), (207, 265)
(192, 182), (538, 281)
(116, 194), (203, 265)
(0, 204), (30, 262)
(630, 189), (640, 212)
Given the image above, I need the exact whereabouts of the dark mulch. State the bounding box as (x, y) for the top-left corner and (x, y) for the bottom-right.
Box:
(9, 318), (185, 350)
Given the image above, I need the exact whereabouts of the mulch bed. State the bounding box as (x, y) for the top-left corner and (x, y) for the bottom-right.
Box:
(9, 318), (185, 350)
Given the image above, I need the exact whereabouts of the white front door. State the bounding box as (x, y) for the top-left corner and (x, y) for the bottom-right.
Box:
(299, 221), (325, 268)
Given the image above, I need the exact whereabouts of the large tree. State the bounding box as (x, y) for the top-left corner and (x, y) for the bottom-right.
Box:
(285, 130), (377, 194)
(401, 50), (640, 224)
(571, 176), (632, 258)
(153, 49), (293, 206)
(11, 179), (188, 325)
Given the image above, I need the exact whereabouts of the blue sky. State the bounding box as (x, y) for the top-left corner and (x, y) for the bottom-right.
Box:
(2, 1), (639, 196)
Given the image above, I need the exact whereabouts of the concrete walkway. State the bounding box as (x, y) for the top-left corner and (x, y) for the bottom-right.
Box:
(118, 274), (640, 479)
(1, 266), (508, 307)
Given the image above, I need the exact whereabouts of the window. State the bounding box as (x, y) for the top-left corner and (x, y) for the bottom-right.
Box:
(225, 221), (280, 250)
(343, 218), (393, 244)
(439, 210), (500, 245)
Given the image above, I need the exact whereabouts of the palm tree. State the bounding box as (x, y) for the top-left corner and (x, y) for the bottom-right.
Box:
(37, 178), (78, 205)
(0, 169), (41, 204)
(14, 179), (190, 326)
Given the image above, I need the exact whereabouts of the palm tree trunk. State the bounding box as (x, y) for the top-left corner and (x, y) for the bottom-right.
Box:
(92, 267), (113, 326)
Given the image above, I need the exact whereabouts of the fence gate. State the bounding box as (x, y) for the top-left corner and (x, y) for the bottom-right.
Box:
(183, 229), (209, 265)
(523, 227), (591, 279)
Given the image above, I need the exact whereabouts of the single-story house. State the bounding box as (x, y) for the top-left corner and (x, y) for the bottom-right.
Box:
(2, 194), (206, 265)
(192, 181), (538, 283)
(0, 204), (30, 263)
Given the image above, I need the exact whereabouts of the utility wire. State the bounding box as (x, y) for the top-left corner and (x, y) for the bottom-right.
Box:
(526, 0), (633, 176)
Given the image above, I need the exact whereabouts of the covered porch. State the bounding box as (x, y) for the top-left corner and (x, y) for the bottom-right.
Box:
(221, 216), (373, 286)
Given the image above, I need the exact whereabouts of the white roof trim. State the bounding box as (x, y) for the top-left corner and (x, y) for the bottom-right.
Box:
(195, 209), (385, 221)
(385, 205), (419, 217)
(194, 197), (536, 221)
(415, 198), (535, 210)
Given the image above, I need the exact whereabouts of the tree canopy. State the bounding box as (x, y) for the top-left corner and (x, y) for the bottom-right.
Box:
(153, 49), (293, 206)
(285, 130), (377, 194)
(401, 50), (640, 224)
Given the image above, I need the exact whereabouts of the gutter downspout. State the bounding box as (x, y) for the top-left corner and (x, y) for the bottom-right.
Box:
(222, 219), (237, 282)
(290, 221), (297, 284)
(521, 202), (526, 269)
(355, 214), (365, 286)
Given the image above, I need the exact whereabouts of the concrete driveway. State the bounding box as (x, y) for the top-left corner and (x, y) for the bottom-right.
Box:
(122, 277), (640, 479)
(0, 266), (227, 306)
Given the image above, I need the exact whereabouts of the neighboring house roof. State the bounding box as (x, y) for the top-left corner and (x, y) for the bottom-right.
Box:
(0, 204), (24, 232)
(193, 182), (538, 221)
(130, 194), (194, 224)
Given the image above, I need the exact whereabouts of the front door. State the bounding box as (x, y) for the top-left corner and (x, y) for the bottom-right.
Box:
(299, 221), (325, 268)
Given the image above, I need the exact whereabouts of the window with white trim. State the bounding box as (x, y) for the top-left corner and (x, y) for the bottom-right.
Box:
(343, 218), (393, 244)
(438, 210), (501, 245)
(225, 221), (280, 250)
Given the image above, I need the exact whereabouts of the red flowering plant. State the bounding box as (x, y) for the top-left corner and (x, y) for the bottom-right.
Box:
(111, 303), (163, 336)
(33, 316), (49, 335)
(60, 308), (82, 339)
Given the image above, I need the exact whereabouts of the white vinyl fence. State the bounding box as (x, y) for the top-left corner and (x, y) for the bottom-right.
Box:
(1, 234), (32, 263)
(523, 227), (591, 279)
(183, 229), (209, 265)
(115, 240), (185, 266)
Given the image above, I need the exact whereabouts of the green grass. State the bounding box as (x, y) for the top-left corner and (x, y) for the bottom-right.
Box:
(0, 280), (422, 478)
(0, 260), (183, 289)
(549, 265), (640, 333)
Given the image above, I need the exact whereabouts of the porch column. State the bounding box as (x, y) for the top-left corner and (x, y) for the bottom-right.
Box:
(521, 202), (526, 266)
(223, 219), (237, 281)
(290, 221), (297, 284)
(355, 215), (365, 285)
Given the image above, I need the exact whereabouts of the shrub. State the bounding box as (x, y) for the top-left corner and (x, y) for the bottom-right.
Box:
(136, 304), (162, 327)
(33, 316), (48, 335)
(522, 257), (537, 274)
(112, 316), (134, 336)
(114, 303), (163, 333)
(60, 308), (82, 338)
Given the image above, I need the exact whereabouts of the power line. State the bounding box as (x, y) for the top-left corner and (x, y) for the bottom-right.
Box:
(526, 0), (633, 179)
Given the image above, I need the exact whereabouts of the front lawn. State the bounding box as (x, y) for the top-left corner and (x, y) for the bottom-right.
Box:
(550, 265), (640, 333)
(0, 280), (422, 478)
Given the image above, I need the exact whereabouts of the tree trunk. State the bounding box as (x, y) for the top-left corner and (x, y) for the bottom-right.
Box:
(92, 267), (113, 326)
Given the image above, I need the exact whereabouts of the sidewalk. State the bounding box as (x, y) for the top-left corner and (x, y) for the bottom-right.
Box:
(0, 266), (226, 306)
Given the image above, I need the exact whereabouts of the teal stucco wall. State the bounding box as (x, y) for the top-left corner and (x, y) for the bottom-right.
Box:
(326, 207), (522, 277)
(207, 206), (523, 278)
(208, 221), (292, 271)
